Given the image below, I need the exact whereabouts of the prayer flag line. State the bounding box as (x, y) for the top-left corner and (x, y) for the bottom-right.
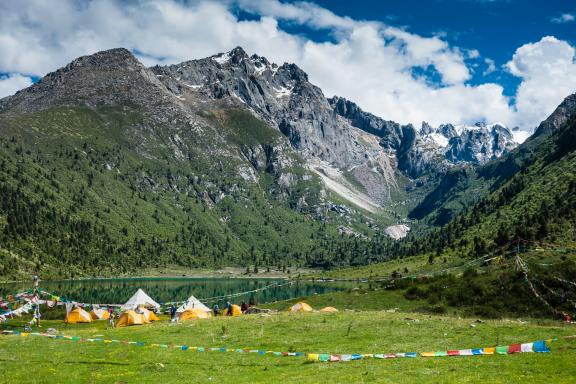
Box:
(1, 330), (570, 363)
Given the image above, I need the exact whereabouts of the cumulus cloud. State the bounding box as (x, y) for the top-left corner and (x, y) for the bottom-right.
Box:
(506, 36), (576, 130)
(550, 13), (575, 24)
(0, 73), (33, 98)
(0, 0), (574, 141)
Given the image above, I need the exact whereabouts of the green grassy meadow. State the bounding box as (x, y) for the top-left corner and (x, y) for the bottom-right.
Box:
(1, 307), (575, 383)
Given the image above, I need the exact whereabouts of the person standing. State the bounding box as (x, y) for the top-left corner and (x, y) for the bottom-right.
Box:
(108, 312), (115, 329)
(170, 304), (177, 321)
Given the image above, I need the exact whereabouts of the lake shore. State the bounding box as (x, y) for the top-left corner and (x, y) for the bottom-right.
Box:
(0, 266), (319, 284)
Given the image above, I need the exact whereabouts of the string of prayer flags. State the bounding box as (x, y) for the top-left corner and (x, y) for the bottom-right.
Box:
(0, 330), (564, 362)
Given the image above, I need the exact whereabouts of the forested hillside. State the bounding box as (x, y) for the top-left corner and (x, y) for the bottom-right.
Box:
(0, 106), (394, 280)
(395, 104), (576, 260)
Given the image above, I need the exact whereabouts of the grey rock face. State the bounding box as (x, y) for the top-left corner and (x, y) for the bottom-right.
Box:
(328, 96), (409, 150)
(152, 48), (378, 167)
(152, 47), (398, 205)
(439, 124), (458, 139)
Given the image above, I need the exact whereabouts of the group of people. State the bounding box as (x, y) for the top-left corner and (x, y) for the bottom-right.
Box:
(214, 299), (254, 316)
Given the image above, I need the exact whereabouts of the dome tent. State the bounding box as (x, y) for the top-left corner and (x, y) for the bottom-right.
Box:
(116, 310), (145, 327)
(141, 307), (160, 322)
(65, 308), (92, 323)
(289, 302), (313, 313)
(226, 304), (242, 316)
(90, 308), (110, 320)
(179, 308), (211, 321)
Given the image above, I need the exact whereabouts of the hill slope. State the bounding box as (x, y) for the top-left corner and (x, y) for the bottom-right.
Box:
(0, 49), (392, 280)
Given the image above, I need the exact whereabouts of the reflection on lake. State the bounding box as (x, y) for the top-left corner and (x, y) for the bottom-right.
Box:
(1, 278), (353, 306)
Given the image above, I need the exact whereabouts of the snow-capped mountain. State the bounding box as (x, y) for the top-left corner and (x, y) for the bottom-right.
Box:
(421, 122), (517, 165)
(329, 96), (517, 178)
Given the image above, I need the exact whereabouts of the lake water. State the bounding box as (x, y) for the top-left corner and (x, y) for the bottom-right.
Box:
(0, 278), (353, 307)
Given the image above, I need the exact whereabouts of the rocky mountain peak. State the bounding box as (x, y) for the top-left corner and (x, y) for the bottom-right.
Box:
(533, 92), (576, 137)
(420, 122), (433, 135)
(0, 47), (168, 113)
(211, 46), (249, 66)
(438, 123), (457, 139)
(67, 48), (141, 70)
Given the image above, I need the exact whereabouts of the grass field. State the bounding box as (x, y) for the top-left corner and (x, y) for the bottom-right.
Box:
(1, 307), (575, 383)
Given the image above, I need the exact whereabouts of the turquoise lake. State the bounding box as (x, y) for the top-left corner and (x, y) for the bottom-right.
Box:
(0, 278), (353, 307)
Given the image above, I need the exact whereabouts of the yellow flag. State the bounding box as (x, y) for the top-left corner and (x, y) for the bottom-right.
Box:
(483, 347), (495, 355)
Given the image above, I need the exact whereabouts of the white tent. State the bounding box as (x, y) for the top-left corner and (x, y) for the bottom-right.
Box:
(176, 295), (211, 313)
(121, 289), (160, 311)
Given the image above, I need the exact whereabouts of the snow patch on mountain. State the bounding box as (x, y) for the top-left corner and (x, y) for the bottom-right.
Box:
(212, 51), (233, 65)
(273, 85), (293, 98)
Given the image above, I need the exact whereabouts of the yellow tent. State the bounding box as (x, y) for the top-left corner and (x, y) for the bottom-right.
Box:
(90, 308), (110, 320)
(179, 308), (211, 321)
(289, 302), (313, 313)
(116, 310), (145, 327)
(141, 308), (160, 322)
(65, 308), (92, 323)
(225, 304), (242, 316)
(319, 307), (338, 313)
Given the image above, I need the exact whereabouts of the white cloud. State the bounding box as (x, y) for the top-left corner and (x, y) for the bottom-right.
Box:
(550, 13), (575, 24)
(483, 58), (496, 75)
(0, 73), (33, 98)
(0, 0), (574, 141)
(506, 36), (576, 130)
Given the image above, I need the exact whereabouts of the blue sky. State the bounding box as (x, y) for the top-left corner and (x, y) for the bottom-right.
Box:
(0, 0), (575, 140)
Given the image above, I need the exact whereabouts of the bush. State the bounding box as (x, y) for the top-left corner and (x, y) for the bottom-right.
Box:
(424, 305), (446, 314)
(404, 286), (428, 300)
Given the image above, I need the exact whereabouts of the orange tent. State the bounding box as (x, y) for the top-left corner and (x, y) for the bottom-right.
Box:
(225, 304), (242, 316)
(319, 307), (338, 313)
(289, 302), (313, 313)
(65, 308), (92, 323)
(116, 310), (145, 327)
(90, 308), (110, 320)
(179, 308), (211, 321)
(141, 308), (160, 322)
